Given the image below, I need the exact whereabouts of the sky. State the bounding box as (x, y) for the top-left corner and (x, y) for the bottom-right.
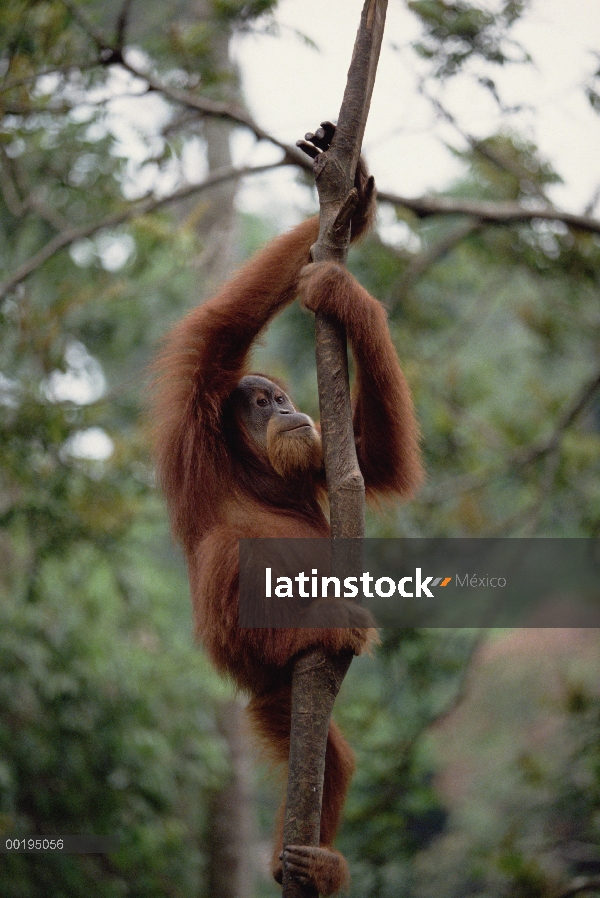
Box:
(231, 0), (600, 225)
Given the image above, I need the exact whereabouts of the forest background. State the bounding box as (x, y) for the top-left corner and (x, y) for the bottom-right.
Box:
(1, 1), (600, 896)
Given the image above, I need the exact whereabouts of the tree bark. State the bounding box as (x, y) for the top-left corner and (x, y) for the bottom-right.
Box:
(206, 700), (254, 898)
(190, 1), (242, 298)
(312, 0), (388, 537)
(282, 3), (388, 896)
(193, 10), (255, 897)
(282, 650), (354, 898)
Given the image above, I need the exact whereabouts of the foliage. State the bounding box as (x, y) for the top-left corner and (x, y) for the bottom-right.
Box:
(0, 538), (229, 897)
(405, 633), (600, 898)
(337, 631), (478, 896)
(1, 1), (599, 896)
(408, 0), (530, 78)
(585, 52), (600, 114)
(0, 2), (269, 894)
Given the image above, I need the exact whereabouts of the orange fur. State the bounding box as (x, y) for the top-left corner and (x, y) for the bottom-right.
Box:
(299, 261), (423, 499)
(151, 158), (422, 893)
(278, 847), (351, 896)
(266, 415), (323, 479)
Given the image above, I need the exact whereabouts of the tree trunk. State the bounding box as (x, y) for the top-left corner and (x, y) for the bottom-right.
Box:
(206, 700), (254, 898)
(191, 1), (242, 297)
(282, 2), (389, 897)
(190, 9), (255, 897)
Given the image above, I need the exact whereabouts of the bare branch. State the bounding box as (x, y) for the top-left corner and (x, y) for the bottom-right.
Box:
(57, 0), (136, 69)
(428, 630), (486, 729)
(392, 217), (482, 300)
(3, 102), (78, 116)
(115, 0), (134, 50)
(516, 446), (561, 537)
(0, 162), (285, 299)
(310, 0), (389, 536)
(2, 88), (153, 118)
(119, 56), (310, 168)
(518, 367), (600, 463)
(557, 877), (600, 898)
(378, 191), (600, 236)
(584, 184), (600, 217)
(60, 0), (111, 52)
(19, 2), (310, 169)
(282, 649), (354, 898)
(0, 61), (99, 95)
(0, 152), (68, 231)
(421, 89), (549, 202)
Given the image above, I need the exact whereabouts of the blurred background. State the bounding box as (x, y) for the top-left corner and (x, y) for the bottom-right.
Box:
(1, 1), (600, 895)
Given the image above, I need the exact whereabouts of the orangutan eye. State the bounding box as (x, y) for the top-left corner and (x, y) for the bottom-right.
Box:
(257, 397), (268, 407)
(275, 395), (285, 404)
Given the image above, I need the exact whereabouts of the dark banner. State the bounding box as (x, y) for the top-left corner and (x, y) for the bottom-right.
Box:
(238, 538), (600, 628)
(1, 835), (120, 854)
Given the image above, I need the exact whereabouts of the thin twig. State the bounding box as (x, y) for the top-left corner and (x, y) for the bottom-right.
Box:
(584, 184), (600, 217)
(0, 61), (99, 95)
(557, 877), (600, 898)
(515, 445), (561, 537)
(391, 217), (482, 301)
(119, 56), (310, 167)
(0, 162), (285, 299)
(518, 367), (600, 463)
(421, 89), (549, 202)
(2, 88), (153, 118)
(61, 0), (109, 51)
(424, 364), (600, 505)
(428, 630), (487, 728)
(115, 0), (134, 50)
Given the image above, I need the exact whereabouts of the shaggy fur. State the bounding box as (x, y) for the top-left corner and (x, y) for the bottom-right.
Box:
(151, 153), (422, 894)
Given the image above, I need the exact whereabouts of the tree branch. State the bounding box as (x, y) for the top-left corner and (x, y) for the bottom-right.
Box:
(557, 877), (600, 898)
(392, 217), (482, 301)
(311, 0), (388, 536)
(282, 649), (354, 898)
(282, 3), (388, 897)
(0, 61), (99, 95)
(378, 191), (600, 236)
(60, 0), (110, 53)
(424, 364), (600, 505)
(0, 162), (284, 299)
(59, 0), (310, 165)
(518, 366), (600, 464)
(419, 89), (550, 202)
(115, 0), (134, 51)
(22, 2), (600, 250)
(119, 55), (311, 168)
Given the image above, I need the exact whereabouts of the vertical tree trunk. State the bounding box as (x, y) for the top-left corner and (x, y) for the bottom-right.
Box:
(191, 1), (241, 297)
(190, 8), (255, 897)
(206, 700), (254, 898)
(283, 2), (389, 897)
